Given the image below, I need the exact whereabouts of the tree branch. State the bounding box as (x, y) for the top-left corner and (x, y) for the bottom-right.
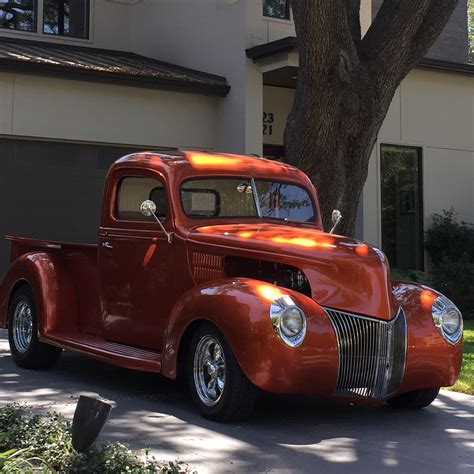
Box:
(363, 0), (459, 83)
(344, 0), (362, 45)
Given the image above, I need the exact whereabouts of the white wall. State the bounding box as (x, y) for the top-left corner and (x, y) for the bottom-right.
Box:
(130, 0), (262, 155)
(0, 72), (219, 150)
(363, 69), (474, 247)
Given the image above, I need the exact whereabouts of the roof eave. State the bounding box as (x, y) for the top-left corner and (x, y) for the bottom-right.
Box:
(0, 59), (231, 96)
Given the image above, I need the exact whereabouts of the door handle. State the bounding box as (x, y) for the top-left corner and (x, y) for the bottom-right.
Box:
(102, 241), (113, 249)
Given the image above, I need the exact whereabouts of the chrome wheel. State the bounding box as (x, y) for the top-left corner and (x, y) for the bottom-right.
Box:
(12, 300), (33, 353)
(193, 335), (226, 407)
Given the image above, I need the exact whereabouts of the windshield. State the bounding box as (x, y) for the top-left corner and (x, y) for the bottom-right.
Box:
(180, 177), (316, 223)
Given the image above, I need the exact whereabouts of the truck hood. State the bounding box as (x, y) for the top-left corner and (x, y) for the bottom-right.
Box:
(189, 223), (397, 320)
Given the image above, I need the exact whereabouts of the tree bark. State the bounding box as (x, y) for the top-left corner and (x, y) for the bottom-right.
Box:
(284, 0), (460, 236)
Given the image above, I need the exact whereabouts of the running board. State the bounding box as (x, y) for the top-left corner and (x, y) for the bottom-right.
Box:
(43, 332), (162, 373)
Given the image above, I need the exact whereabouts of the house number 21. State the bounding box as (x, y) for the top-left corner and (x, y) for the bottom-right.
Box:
(263, 112), (274, 135)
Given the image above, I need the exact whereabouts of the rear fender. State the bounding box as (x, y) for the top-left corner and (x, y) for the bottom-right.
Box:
(0, 252), (78, 335)
(162, 277), (338, 394)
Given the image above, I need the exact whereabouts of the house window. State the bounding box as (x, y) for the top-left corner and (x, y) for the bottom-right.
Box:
(380, 145), (424, 271)
(43, 0), (89, 39)
(0, 0), (37, 32)
(263, 0), (290, 20)
(0, 0), (89, 39)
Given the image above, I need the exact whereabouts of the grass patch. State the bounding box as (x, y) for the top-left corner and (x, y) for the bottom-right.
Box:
(445, 319), (474, 395)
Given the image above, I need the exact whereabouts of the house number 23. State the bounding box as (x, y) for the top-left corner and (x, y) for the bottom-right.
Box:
(263, 112), (274, 135)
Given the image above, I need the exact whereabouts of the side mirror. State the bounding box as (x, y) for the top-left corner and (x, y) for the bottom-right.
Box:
(329, 209), (342, 234)
(140, 199), (157, 217)
(139, 200), (173, 243)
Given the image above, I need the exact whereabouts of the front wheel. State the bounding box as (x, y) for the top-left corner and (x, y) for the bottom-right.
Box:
(8, 286), (62, 369)
(188, 323), (257, 422)
(387, 388), (440, 409)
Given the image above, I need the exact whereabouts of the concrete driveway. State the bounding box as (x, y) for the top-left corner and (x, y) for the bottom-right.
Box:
(0, 329), (473, 474)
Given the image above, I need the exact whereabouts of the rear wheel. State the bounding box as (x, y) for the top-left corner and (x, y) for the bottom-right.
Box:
(8, 286), (62, 369)
(188, 323), (257, 422)
(387, 388), (440, 409)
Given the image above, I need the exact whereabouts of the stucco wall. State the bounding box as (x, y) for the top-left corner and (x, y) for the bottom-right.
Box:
(363, 69), (474, 247)
(0, 72), (218, 150)
(130, 0), (262, 156)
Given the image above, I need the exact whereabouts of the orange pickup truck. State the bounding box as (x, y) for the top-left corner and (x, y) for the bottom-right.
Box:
(0, 151), (463, 421)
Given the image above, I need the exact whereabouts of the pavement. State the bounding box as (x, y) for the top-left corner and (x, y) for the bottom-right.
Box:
(0, 329), (473, 474)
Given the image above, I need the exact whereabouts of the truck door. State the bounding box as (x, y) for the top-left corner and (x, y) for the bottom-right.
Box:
(99, 171), (174, 350)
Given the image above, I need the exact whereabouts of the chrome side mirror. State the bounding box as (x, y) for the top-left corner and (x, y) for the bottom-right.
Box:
(329, 209), (342, 234)
(140, 199), (157, 217)
(140, 200), (173, 243)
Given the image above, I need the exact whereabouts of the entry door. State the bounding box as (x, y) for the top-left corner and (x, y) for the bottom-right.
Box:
(381, 145), (424, 270)
(99, 175), (174, 350)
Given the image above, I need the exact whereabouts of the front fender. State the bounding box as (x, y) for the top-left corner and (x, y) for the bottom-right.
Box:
(392, 281), (463, 392)
(0, 252), (78, 336)
(162, 278), (339, 395)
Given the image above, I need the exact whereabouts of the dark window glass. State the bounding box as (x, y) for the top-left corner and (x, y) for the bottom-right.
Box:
(255, 180), (315, 222)
(381, 145), (424, 270)
(263, 0), (290, 20)
(0, 0), (36, 32)
(117, 177), (168, 221)
(43, 0), (89, 39)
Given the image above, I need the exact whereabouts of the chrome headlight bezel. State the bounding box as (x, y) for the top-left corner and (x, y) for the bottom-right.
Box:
(431, 295), (463, 345)
(270, 295), (307, 347)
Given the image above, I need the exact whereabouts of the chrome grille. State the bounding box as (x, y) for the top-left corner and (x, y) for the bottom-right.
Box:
(326, 307), (407, 399)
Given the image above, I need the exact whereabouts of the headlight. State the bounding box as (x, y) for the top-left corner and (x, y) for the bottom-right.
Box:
(270, 295), (306, 347)
(431, 295), (463, 344)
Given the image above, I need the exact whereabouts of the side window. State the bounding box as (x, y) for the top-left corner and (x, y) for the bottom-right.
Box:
(117, 177), (168, 221)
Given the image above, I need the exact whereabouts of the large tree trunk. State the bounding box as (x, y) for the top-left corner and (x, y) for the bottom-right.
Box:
(284, 0), (460, 236)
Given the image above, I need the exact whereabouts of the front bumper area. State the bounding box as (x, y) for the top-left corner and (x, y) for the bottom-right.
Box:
(244, 296), (462, 402)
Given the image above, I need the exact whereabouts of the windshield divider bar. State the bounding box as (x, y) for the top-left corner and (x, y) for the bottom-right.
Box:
(251, 178), (262, 218)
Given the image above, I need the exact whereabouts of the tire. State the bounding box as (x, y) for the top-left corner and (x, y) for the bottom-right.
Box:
(188, 322), (257, 422)
(387, 388), (440, 409)
(8, 285), (62, 369)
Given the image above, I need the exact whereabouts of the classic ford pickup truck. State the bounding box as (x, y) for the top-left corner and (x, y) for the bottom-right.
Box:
(0, 151), (463, 421)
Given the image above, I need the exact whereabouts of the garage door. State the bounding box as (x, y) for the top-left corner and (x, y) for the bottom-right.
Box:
(0, 138), (148, 277)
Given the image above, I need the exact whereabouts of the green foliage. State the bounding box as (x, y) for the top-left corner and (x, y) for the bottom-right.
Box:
(0, 405), (195, 473)
(391, 268), (432, 286)
(425, 209), (474, 304)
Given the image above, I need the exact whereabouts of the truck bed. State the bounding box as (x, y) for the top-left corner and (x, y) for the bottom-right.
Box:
(2, 235), (101, 336)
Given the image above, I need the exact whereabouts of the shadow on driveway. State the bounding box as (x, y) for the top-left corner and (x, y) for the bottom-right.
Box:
(0, 330), (472, 473)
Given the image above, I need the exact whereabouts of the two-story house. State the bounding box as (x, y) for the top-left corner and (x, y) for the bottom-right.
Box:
(0, 0), (472, 275)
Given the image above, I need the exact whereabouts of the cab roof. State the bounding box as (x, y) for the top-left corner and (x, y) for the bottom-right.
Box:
(112, 150), (311, 184)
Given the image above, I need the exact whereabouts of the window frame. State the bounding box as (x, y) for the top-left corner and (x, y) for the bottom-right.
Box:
(262, 0), (291, 21)
(0, 0), (91, 41)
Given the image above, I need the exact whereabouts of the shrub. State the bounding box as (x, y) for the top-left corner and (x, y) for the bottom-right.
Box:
(0, 404), (195, 473)
(425, 209), (474, 305)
